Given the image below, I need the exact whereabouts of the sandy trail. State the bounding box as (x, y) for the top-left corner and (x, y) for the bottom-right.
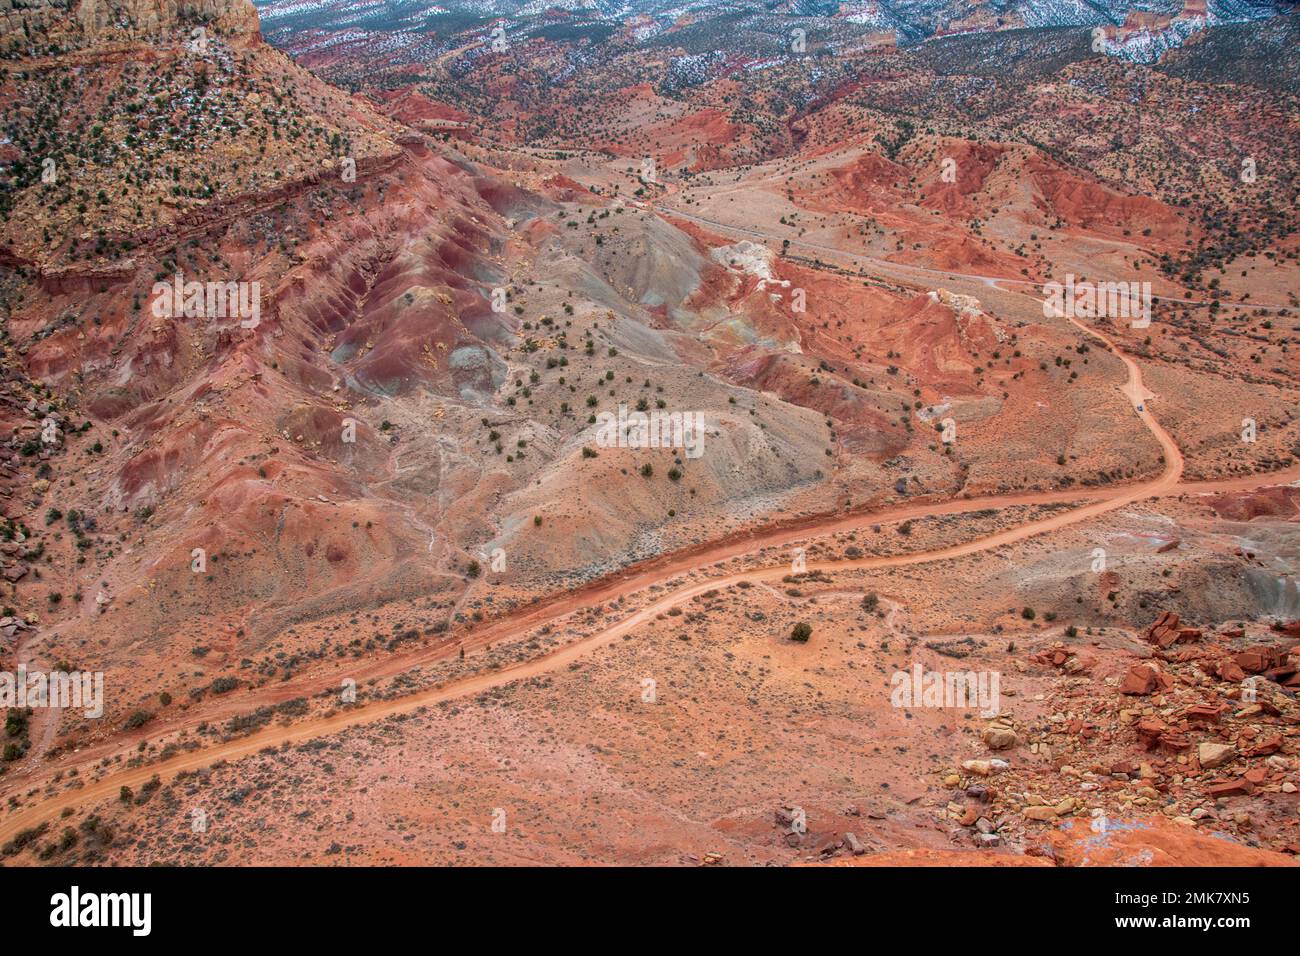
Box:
(2, 240), (1297, 843)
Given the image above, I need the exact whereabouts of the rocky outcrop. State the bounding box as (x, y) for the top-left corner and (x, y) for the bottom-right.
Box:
(1144, 610), (1203, 649)
(1, 0), (260, 52)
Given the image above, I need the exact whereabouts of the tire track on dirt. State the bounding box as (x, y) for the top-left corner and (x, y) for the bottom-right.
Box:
(1, 262), (1296, 844)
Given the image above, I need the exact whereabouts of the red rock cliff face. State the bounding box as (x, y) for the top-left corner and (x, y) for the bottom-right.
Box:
(0, 0), (260, 49)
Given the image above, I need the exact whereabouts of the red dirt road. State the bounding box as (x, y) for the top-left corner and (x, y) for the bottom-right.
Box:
(1, 269), (1296, 847)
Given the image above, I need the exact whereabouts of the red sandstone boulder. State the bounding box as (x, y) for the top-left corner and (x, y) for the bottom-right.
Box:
(1236, 646), (1284, 674)
(1120, 662), (1171, 696)
(1146, 611), (1181, 648)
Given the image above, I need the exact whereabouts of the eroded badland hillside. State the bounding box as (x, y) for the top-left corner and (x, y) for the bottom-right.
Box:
(0, 0), (1297, 866)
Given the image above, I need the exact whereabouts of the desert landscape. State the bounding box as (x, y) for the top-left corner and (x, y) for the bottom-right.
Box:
(0, 0), (1296, 881)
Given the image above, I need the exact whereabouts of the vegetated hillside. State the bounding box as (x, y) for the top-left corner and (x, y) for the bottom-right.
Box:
(0, 0), (403, 270)
(1156, 15), (1300, 91)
